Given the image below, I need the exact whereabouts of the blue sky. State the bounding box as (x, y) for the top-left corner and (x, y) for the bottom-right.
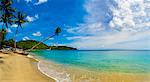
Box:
(2, 0), (150, 50)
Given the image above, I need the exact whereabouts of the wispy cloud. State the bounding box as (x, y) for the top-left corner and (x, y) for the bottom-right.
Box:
(24, 0), (48, 5)
(66, 0), (109, 35)
(11, 24), (18, 28)
(22, 36), (30, 40)
(109, 0), (150, 32)
(32, 31), (42, 36)
(6, 28), (12, 33)
(34, 0), (48, 5)
(26, 14), (39, 22)
(66, 0), (150, 50)
(67, 31), (150, 50)
(25, 0), (32, 3)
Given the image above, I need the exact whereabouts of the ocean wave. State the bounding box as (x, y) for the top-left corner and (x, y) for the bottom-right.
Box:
(28, 54), (71, 82)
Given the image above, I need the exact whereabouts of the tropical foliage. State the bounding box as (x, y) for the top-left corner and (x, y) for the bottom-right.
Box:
(0, 0), (62, 51)
(29, 27), (61, 51)
(0, 29), (7, 48)
(0, 0), (15, 28)
(13, 12), (28, 50)
(0, 0), (28, 49)
(4, 40), (76, 50)
(17, 40), (49, 50)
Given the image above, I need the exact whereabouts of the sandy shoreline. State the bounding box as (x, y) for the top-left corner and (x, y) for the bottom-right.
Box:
(36, 59), (150, 82)
(0, 52), (55, 82)
(1, 52), (150, 82)
(27, 55), (59, 82)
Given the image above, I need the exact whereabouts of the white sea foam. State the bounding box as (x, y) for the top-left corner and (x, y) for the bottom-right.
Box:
(28, 54), (71, 82)
(37, 61), (71, 82)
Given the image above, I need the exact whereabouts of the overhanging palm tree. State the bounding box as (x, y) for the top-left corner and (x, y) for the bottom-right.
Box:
(28, 27), (61, 51)
(13, 12), (28, 51)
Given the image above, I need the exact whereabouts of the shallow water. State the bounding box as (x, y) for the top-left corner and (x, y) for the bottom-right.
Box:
(31, 50), (150, 74)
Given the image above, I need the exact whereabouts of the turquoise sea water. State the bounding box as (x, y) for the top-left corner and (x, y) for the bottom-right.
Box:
(31, 50), (150, 73)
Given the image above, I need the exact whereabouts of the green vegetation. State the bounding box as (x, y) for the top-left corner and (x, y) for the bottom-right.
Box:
(4, 40), (77, 50)
(0, 29), (7, 48)
(49, 46), (77, 50)
(14, 12), (28, 50)
(17, 40), (49, 50)
(0, 0), (28, 50)
(30, 27), (61, 51)
(0, 0), (62, 51)
(4, 39), (14, 47)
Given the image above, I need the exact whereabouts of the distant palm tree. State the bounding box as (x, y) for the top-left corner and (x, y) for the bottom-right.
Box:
(0, 0), (15, 28)
(0, 0), (15, 48)
(28, 27), (61, 51)
(0, 13), (14, 28)
(0, 0), (15, 12)
(13, 12), (28, 51)
(0, 29), (7, 49)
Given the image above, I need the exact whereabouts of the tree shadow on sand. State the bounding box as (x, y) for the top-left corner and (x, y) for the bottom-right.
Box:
(0, 60), (4, 64)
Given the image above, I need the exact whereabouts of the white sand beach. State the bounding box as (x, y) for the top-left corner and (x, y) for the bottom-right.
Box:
(0, 52), (55, 82)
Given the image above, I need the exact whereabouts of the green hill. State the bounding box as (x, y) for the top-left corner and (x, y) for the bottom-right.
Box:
(4, 40), (77, 50)
(49, 46), (77, 50)
(17, 40), (49, 50)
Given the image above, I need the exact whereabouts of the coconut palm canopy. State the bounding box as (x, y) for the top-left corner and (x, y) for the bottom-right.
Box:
(0, 0), (149, 50)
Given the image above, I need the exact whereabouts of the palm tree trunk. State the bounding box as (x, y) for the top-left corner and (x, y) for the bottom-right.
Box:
(14, 27), (18, 51)
(27, 34), (56, 51)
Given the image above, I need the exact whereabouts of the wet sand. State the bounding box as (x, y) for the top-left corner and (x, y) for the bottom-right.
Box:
(66, 67), (150, 82)
(0, 53), (55, 82)
(39, 60), (150, 82)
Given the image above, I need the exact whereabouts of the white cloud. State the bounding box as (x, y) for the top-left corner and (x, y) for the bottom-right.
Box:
(11, 24), (18, 28)
(109, 0), (150, 32)
(6, 28), (12, 33)
(35, 14), (39, 19)
(22, 36), (30, 41)
(67, 30), (150, 50)
(65, 0), (150, 50)
(66, 0), (107, 35)
(67, 0), (150, 34)
(34, 0), (48, 5)
(26, 14), (39, 22)
(32, 31), (42, 36)
(26, 16), (34, 22)
(25, 0), (32, 3)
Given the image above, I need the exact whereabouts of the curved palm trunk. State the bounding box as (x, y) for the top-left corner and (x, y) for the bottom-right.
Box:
(14, 27), (18, 51)
(27, 34), (56, 51)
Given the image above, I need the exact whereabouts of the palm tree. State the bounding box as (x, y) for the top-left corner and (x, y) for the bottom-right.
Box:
(0, 0), (15, 48)
(28, 27), (61, 51)
(13, 12), (28, 51)
(0, 29), (7, 49)
(0, 0), (15, 28)
(0, 0), (15, 13)
(0, 13), (14, 28)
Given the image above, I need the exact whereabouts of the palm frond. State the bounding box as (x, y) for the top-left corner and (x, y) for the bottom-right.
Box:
(14, 12), (28, 29)
(55, 27), (61, 35)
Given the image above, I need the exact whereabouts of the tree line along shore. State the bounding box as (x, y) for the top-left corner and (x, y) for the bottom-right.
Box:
(4, 39), (77, 50)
